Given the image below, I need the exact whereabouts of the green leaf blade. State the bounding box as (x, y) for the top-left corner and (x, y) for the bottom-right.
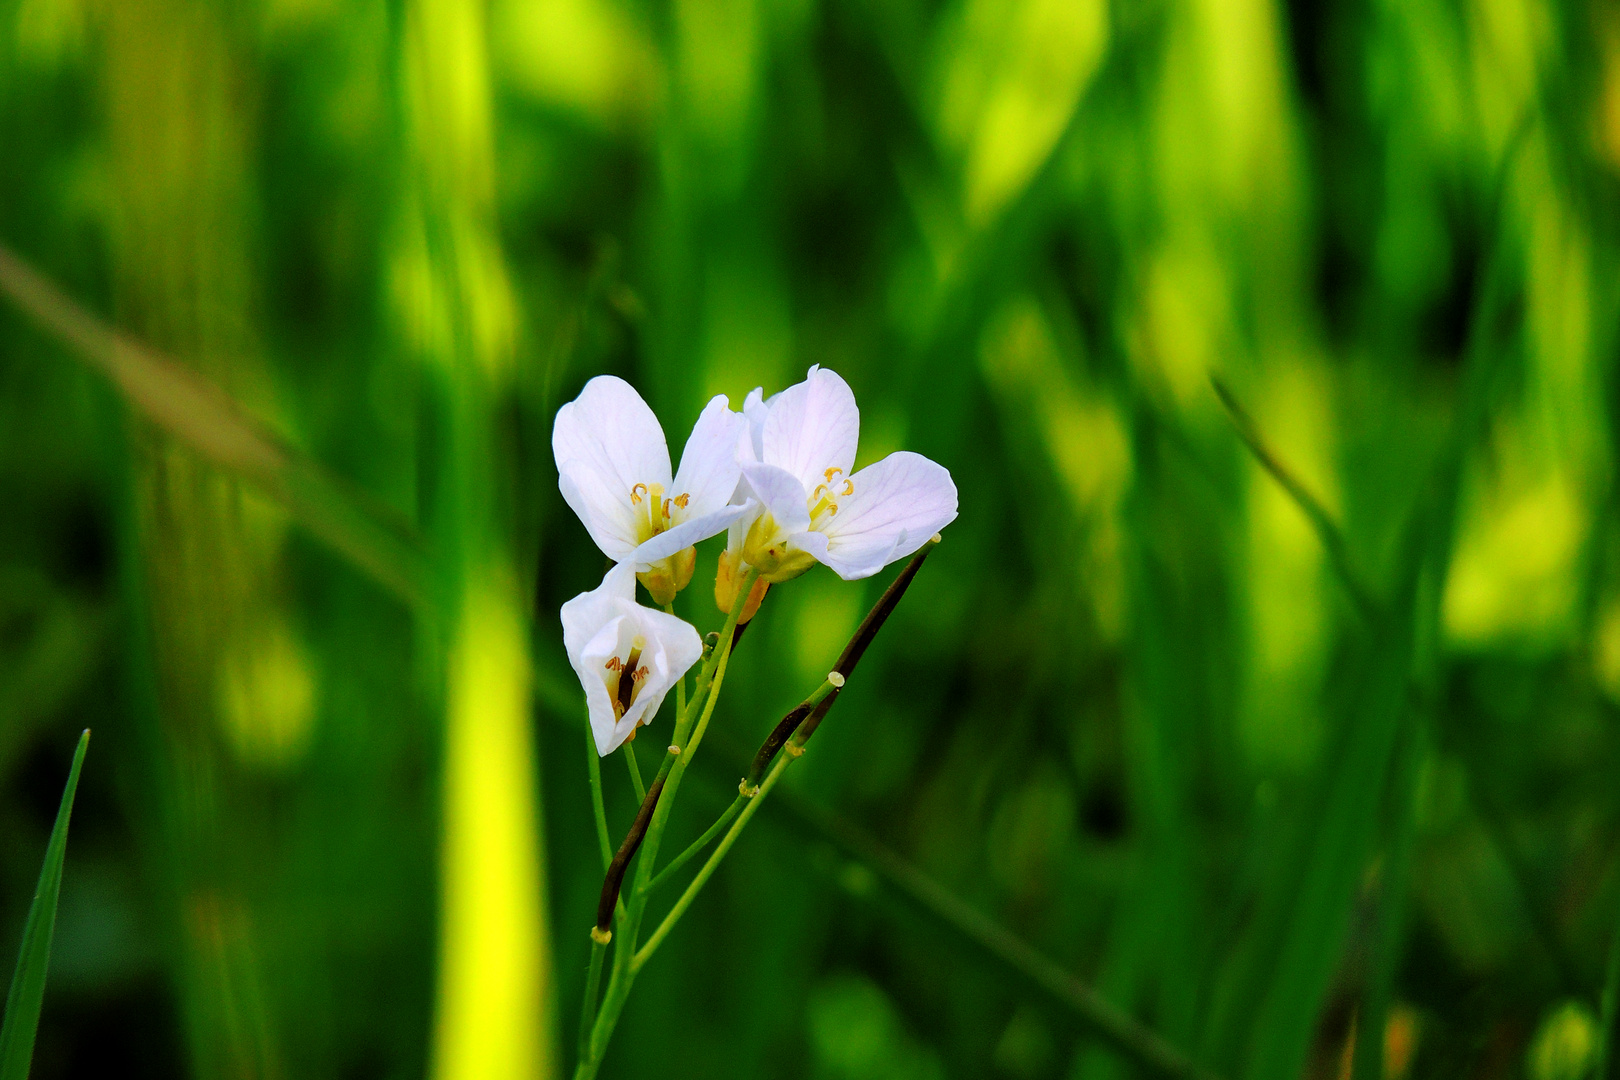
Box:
(0, 729), (90, 1080)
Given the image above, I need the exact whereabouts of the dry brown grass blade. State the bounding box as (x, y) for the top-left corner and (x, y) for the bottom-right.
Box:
(0, 244), (432, 611)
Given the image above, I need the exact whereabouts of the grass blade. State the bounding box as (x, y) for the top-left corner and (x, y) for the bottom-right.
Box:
(0, 245), (432, 612)
(0, 729), (89, 1080)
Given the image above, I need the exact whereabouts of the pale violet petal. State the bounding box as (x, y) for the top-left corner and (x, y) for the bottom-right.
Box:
(741, 387), (769, 462)
(628, 502), (756, 566)
(672, 395), (749, 519)
(739, 461), (812, 535)
(553, 376), (673, 560)
(724, 492), (764, 553)
(759, 365), (859, 493)
(811, 452), (957, 580)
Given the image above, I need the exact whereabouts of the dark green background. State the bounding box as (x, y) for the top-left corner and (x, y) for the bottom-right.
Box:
(1, 0), (1619, 1077)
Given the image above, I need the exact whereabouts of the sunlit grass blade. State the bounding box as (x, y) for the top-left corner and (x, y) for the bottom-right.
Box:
(1210, 375), (1377, 618)
(1240, 501), (1424, 1080)
(0, 245), (432, 611)
(0, 729), (89, 1080)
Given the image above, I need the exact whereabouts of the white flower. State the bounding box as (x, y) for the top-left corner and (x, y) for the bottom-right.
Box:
(562, 563), (704, 756)
(719, 366), (957, 601)
(554, 375), (752, 604)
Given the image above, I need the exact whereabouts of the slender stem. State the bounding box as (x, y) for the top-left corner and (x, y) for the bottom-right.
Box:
(635, 748), (793, 970)
(643, 794), (746, 896)
(628, 567), (758, 912)
(578, 937), (608, 1063)
(574, 569), (760, 1077)
(747, 672), (845, 791)
(665, 602), (687, 720)
(669, 602), (744, 779)
(623, 741), (646, 803)
(584, 717), (612, 871)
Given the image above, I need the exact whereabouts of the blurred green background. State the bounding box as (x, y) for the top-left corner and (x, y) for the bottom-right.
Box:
(2, 0), (1620, 1077)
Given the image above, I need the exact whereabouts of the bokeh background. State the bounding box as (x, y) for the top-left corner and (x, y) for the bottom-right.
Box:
(2, 0), (1620, 1077)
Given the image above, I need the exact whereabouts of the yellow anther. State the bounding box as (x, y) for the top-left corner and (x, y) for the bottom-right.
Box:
(604, 657), (624, 672)
(840, 479), (854, 496)
(824, 466), (844, 483)
(661, 498), (672, 520)
(631, 483), (648, 504)
(673, 492), (690, 509)
(808, 485), (840, 521)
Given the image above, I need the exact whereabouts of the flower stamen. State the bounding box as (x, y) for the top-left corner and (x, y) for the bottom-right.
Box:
(610, 635), (648, 719)
(808, 483), (842, 524)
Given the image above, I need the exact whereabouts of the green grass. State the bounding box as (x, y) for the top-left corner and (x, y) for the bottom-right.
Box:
(1, 0), (1619, 1077)
(0, 731), (87, 1080)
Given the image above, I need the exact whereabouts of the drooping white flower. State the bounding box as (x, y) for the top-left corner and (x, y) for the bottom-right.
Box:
(554, 376), (752, 604)
(562, 563), (704, 757)
(717, 366), (957, 613)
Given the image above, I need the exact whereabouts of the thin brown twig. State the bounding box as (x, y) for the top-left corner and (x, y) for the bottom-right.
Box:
(595, 776), (666, 933)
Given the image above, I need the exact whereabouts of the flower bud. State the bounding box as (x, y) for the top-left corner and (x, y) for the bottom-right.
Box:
(637, 545), (697, 607)
(715, 547), (770, 623)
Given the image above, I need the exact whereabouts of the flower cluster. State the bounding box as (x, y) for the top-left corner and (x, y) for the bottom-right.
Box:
(554, 365), (957, 756)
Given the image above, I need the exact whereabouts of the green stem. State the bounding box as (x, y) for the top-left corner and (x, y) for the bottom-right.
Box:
(634, 746), (794, 970)
(629, 567), (758, 911)
(574, 568), (759, 1076)
(623, 741), (646, 803)
(577, 936), (608, 1063)
(584, 718), (611, 871)
(643, 795), (746, 896)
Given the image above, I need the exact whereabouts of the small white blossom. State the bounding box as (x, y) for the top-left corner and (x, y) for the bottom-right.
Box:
(719, 366), (957, 601)
(554, 376), (752, 603)
(562, 563), (703, 757)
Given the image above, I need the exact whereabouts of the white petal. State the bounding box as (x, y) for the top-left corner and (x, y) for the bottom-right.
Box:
(628, 503), (756, 566)
(741, 387), (770, 463)
(561, 575), (631, 755)
(724, 488), (764, 552)
(553, 376), (673, 560)
(672, 395), (749, 519)
(806, 451), (957, 580)
(560, 562), (636, 652)
(739, 461), (812, 536)
(759, 365), (860, 493)
(605, 601), (702, 749)
(560, 564), (703, 756)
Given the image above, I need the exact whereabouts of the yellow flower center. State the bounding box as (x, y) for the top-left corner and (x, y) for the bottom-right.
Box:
(603, 634), (649, 720)
(630, 483), (692, 542)
(807, 467), (854, 530)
